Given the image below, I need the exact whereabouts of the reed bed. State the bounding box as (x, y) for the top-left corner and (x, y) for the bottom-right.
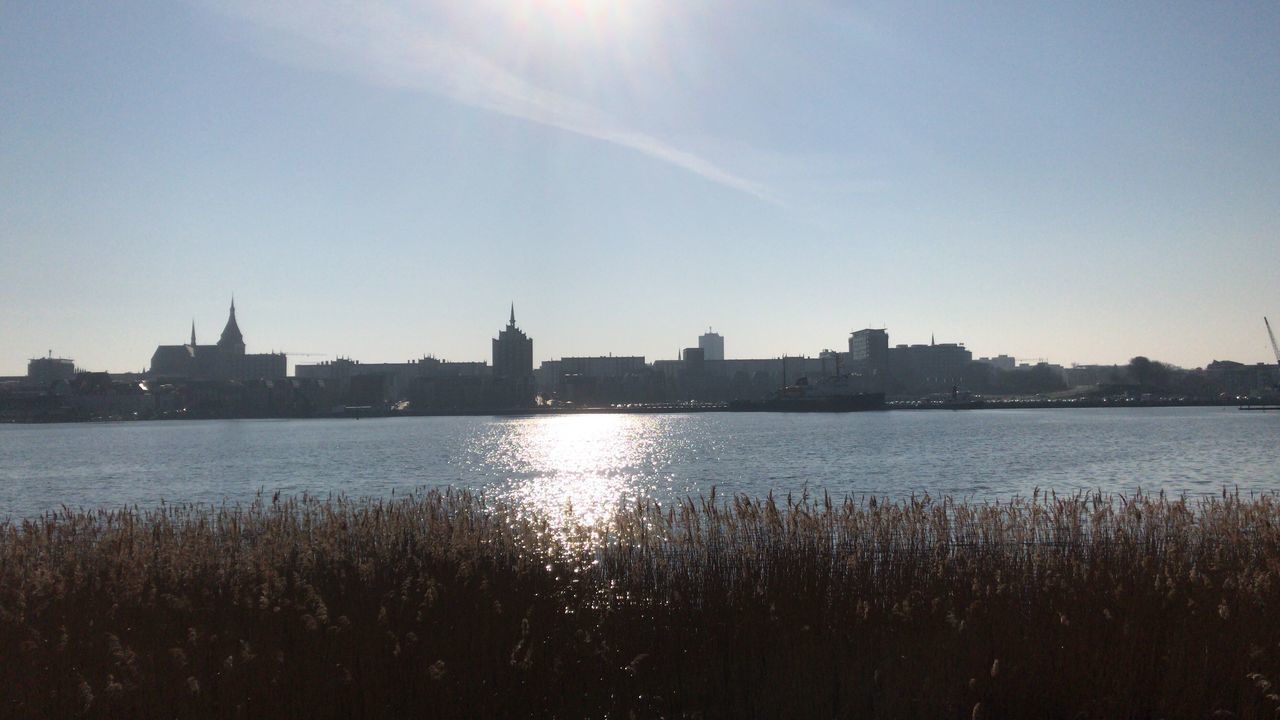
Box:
(2, 489), (1279, 719)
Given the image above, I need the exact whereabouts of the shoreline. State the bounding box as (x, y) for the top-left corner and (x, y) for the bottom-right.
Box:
(1, 397), (1262, 424)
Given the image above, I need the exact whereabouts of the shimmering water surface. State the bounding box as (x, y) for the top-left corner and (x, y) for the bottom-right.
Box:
(1, 408), (1277, 520)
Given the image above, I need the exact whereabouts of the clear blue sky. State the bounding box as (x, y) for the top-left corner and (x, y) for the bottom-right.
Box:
(3, 0), (1278, 375)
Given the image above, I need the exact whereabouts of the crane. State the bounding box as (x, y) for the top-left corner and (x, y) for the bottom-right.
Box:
(1267, 317), (1280, 365)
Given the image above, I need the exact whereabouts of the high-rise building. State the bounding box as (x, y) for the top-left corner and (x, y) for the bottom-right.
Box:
(492, 304), (533, 379)
(848, 329), (889, 373)
(698, 329), (724, 361)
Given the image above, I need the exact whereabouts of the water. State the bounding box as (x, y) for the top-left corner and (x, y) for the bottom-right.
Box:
(1, 407), (1277, 521)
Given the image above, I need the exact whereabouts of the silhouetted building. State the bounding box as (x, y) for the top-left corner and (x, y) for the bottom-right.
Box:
(537, 356), (658, 403)
(698, 330), (724, 361)
(887, 337), (972, 391)
(149, 299), (286, 381)
(27, 354), (77, 386)
(493, 305), (533, 378)
(818, 349), (843, 377)
(491, 305), (535, 406)
(296, 356), (490, 406)
(1205, 360), (1280, 396)
(848, 329), (889, 374)
(653, 355), (816, 402)
(977, 355), (1017, 371)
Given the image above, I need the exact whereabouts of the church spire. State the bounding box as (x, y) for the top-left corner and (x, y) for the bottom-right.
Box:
(509, 302), (516, 327)
(218, 296), (245, 354)
(190, 320), (197, 347)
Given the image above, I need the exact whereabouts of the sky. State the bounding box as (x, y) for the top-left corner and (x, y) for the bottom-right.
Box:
(2, 0), (1278, 375)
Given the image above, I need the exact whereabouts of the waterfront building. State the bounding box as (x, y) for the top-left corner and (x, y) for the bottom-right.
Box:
(681, 347), (707, 397)
(977, 355), (1017, 371)
(887, 338), (973, 390)
(149, 299), (286, 381)
(537, 356), (656, 404)
(493, 305), (533, 379)
(27, 354), (77, 386)
(491, 305), (535, 407)
(818, 349), (843, 377)
(294, 308), (535, 410)
(295, 356), (490, 405)
(698, 330), (724, 361)
(538, 356), (648, 388)
(1204, 360), (1280, 396)
(650, 355), (818, 402)
(848, 329), (889, 374)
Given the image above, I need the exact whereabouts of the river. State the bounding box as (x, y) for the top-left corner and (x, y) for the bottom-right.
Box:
(1, 407), (1276, 520)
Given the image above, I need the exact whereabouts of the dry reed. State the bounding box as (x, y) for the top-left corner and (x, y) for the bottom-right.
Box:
(2, 489), (1279, 718)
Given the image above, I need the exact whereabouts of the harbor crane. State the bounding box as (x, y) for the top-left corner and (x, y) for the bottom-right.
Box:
(1267, 317), (1280, 366)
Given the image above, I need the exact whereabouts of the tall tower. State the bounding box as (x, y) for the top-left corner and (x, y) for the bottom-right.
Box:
(217, 297), (246, 355)
(698, 328), (724, 361)
(492, 305), (534, 407)
(492, 304), (533, 378)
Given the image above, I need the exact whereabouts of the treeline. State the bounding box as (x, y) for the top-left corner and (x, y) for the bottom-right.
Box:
(956, 355), (1269, 398)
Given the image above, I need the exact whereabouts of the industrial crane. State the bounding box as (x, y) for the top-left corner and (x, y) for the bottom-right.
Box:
(1267, 317), (1280, 366)
(1266, 317), (1280, 395)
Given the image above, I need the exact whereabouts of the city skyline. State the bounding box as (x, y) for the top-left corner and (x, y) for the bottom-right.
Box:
(3, 2), (1278, 375)
(6, 297), (1280, 378)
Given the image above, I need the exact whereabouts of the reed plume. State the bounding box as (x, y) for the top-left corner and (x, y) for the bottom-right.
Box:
(1, 489), (1278, 718)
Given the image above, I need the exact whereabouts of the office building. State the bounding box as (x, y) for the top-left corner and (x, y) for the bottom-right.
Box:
(848, 329), (889, 374)
(698, 330), (724, 361)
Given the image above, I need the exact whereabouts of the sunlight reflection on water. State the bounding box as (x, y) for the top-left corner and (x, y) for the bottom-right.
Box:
(465, 414), (674, 546)
(2, 408), (1277, 523)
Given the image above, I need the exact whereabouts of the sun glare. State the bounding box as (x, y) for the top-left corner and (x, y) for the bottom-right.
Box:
(481, 414), (661, 548)
(497, 0), (651, 46)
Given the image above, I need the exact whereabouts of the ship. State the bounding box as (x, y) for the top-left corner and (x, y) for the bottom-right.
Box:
(729, 374), (885, 412)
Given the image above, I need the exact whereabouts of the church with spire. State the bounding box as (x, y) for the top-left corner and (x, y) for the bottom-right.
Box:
(149, 298), (286, 381)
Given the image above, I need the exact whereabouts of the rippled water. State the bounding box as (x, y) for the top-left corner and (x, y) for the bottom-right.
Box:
(1, 408), (1277, 521)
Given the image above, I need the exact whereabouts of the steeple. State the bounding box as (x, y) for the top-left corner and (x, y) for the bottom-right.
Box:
(217, 296), (245, 354)
(190, 320), (197, 347)
(509, 302), (516, 327)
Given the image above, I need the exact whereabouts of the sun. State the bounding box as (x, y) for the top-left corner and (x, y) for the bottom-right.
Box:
(499, 0), (651, 47)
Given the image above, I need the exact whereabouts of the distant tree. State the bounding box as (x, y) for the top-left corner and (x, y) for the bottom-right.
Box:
(996, 364), (1068, 395)
(960, 361), (994, 393)
(1169, 369), (1212, 398)
(1127, 356), (1171, 389)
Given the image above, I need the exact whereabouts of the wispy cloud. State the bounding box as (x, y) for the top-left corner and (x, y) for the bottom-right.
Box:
(207, 1), (774, 203)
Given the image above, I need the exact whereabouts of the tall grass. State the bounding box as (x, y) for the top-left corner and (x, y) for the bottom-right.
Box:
(2, 489), (1279, 718)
